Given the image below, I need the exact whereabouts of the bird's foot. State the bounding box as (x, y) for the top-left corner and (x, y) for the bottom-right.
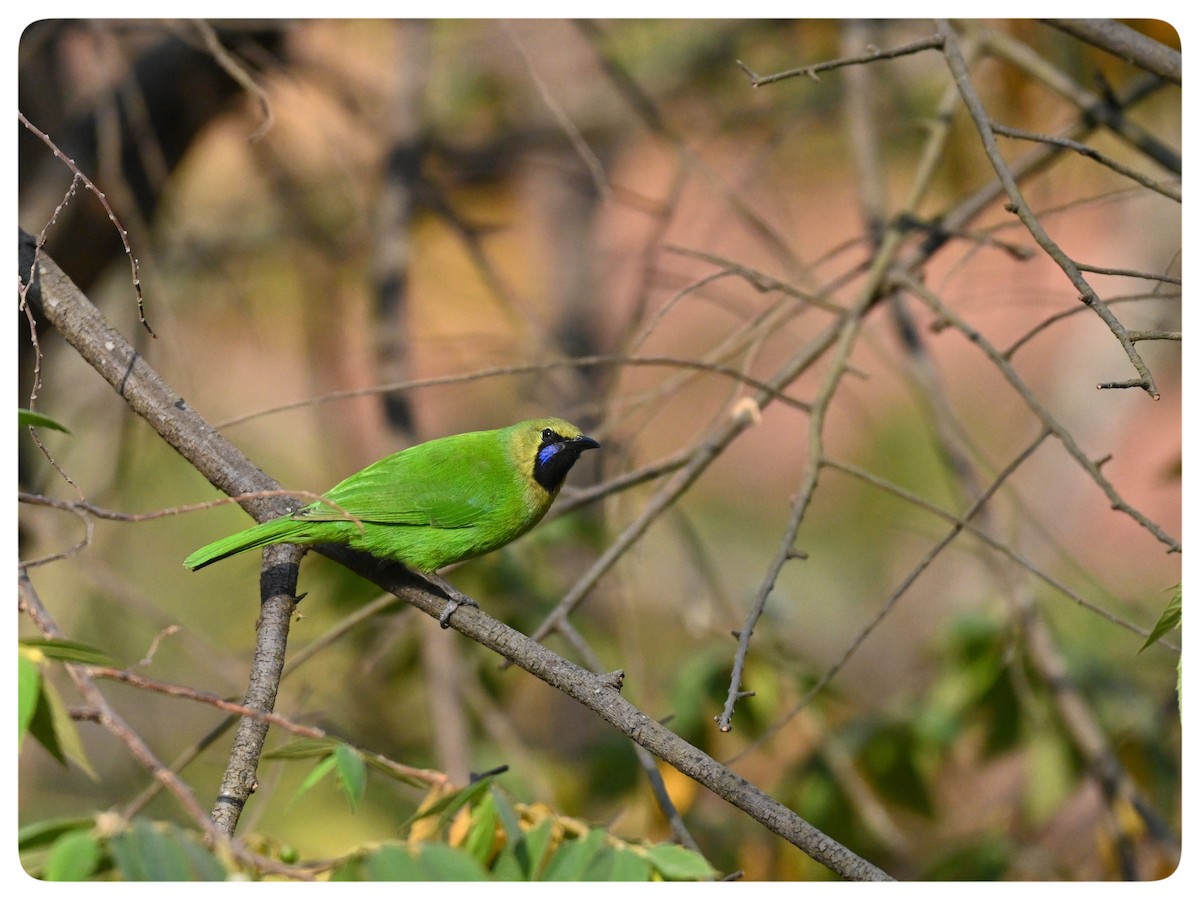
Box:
(439, 595), (480, 628)
(438, 593), (479, 628)
(424, 572), (479, 628)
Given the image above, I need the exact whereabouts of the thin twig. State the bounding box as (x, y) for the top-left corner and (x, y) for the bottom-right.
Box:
(214, 355), (809, 429)
(718, 224), (909, 731)
(19, 110), (155, 336)
(894, 270), (1179, 553)
(821, 459), (1175, 649)
(25, 230), (892, 881)
(86, 667), (326, 739)
(729, 428), (1054, 759)
(938, 20), (1160, 399)
(1041, 19), (1181, 85)
(991, 122), (1181, 202)
(507, 22), (609, 202)
(1002, 293), (1180, 359)
(20, 569), (304, 878)
(736, 34), (945, 86)
(977, 25), (1180, 174)
(191, 20), (273, 142)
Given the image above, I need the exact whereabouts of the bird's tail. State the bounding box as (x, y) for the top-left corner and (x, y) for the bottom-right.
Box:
(183, 515), (302, 570)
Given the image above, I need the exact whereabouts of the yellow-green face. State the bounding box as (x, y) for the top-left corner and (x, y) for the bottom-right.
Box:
(505, 418), (600, 496)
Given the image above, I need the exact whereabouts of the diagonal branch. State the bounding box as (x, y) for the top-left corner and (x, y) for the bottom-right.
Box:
(20, 231), (893, 880)
(893, 270), (1179, 554)
(736, 33), (945, 86)
(1041, 19), (1181, 85)
(936, 20), (1160, 399)
(18, 568), (303, 878)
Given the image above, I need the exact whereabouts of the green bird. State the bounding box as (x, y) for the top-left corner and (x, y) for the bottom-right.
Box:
(184, 418), (599, 619)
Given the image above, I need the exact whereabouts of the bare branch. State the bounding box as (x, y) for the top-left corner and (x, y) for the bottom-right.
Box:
(736, 34), (945, 86)
(1042, 19), (1181, 84)
(893, 270), (1179, 554)
(21, 230), (893, 881)
(936, 20), (1160, 399)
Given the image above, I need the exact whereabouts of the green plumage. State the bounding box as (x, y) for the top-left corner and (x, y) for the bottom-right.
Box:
(184, 417), (599, 573)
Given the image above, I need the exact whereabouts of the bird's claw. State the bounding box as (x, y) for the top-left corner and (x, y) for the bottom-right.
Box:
(438, 593), (479, 628)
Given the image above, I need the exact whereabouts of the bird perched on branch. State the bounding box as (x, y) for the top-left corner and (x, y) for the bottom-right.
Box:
(184, 417), (599, 623)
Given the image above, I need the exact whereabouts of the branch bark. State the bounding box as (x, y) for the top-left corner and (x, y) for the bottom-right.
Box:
(20, 229), (893, 881)
(936, 19), (1161, 399)
(1042, 19), (1181, 84)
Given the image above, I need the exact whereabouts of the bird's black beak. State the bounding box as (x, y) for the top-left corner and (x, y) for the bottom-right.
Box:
(568, 434), (600, 452)
(533, 432), (600, 492)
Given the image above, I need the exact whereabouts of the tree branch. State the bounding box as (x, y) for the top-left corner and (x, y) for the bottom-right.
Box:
(936, 20), (1161, 399)
(20, 230), (893, 881)
(1041, 19), (1180, 85)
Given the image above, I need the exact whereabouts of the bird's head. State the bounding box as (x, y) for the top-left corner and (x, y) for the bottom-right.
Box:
(508, 418), (600, 495)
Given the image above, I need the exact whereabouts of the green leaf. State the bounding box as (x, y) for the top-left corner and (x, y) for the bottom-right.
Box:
(263, 736), (341, 760)
(414, 843), (489, 881)
(361, 845), (423, 880)
(109, 820), (226, 881)
(542, 827), (608, 880)
(44, 830), (101, 881)
(978, 665), (1022, 757)
(502, 816), (555, 880)
(1140, 585), (1181, 653)
(490, 788), (523, 841)
(399, 774), (495, 833)
(19, 408), (71, 433)
(328, 857), (363, 881)
(292, 755), (337, 804)
(333, 743), (366, 812)
(361, 844), (488, 881)
(922, 835), (1012, 880)
(644, 842), (716, 880)
(462, 789), (498, 865)
(859, 723), (934, 817)
(490, 845), (526, 881)
(27, 678), (98, 779)
(270, 739), (369, 812)
(18, 816), (98, 851)
(20, 638), (116, 667)
(589, 845), (652, 881)
(18, 654), (40, 746)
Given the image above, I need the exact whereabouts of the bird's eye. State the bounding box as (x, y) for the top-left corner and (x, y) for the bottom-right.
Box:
(541, 428), (560, 443)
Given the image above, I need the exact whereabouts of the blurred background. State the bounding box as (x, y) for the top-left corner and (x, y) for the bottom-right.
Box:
(18, 19), (1181, 880)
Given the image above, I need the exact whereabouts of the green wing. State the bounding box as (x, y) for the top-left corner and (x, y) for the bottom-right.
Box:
(294, 431), (513, 530)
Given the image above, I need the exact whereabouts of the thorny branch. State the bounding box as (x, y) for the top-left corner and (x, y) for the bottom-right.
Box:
(19, 569), (306, 879)
(895, 270), (1179, 554)
(935, 20), (1161, 399)
(21, 232), (893, 880)
(19, 111), (154, 336)
(709, 28), (1179, 865)
(718, 225), (908, 731)
(736, 34), (945, 86)
(18, 19), (1179, 880)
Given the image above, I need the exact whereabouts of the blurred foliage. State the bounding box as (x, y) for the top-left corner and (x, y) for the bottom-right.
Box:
(17, 18), (1180, 882)
(18, 771), (717, 882)
(18, 639), (116, 779)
